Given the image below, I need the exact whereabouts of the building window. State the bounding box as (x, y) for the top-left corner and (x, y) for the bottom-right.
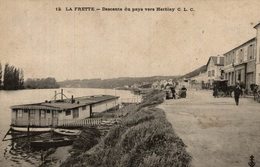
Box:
(65, 110), (71, 116)
(248, 44), (255, 60)
(30, 110), (35, 118)
(53, 111), (58, 117)
(231, 72), (234, 85)
(211, 70), (215, 77)
(18, 110), (23, 118)
(82, 106), (86, 110)
(47, 110), (50, 114)
(208, 71), (211, 77)
(41, 110), (46, 118)
(73, 109), (79, 118)
(237, 70), (241, 81)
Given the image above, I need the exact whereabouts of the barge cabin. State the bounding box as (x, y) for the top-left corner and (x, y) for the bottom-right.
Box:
(10, 94), (119, 131)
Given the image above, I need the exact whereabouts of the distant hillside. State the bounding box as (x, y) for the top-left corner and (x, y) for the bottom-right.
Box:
(58, 76), (180, 89)
(182, 65), (207, 79)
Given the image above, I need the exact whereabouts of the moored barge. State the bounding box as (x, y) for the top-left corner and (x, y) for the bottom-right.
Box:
(9, 90), (119, 133)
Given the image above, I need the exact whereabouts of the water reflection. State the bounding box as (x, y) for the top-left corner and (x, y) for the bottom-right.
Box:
(4, 133), (42, 166)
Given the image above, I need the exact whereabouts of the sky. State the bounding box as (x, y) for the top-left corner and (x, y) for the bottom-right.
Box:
(0, 0), (260, 81)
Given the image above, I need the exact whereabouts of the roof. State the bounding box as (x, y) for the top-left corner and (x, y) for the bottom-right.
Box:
(73, 95), (119, 105)
(10, 104), (60, 110)
(11, 95), (119, 110)
(206, 56), (224, 68)
(40, 102), (86, 110)
(183, 65), (207, 79)
(223, 37), (256, 55)
(212, 56), (224, 66)
(254, 23), (260, 29)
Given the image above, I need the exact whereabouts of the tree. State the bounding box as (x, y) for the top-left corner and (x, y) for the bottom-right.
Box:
(3, 63), (10, 90)
(19, 69), (24, 89)
(24, 77), (59, 89)
(3, 63), (24, 90)
(14, 68), (19, 89)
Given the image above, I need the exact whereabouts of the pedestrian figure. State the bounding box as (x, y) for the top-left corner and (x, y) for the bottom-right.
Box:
(234, 83), (242, 105)
(180, 86), (187, 98)
(213, 85), (218, 98)
(253, 85), (258, 100)
(170, 86), (176, 99)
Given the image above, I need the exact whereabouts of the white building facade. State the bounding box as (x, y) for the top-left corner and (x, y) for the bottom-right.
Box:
(255, 23), (260, 86)
(206, 56), (225, 87)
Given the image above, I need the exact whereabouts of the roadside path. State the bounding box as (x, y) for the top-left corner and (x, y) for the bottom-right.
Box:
(159, 90), (260, 167)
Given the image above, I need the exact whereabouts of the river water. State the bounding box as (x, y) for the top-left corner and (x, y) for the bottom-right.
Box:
(0, 88), (139, 167)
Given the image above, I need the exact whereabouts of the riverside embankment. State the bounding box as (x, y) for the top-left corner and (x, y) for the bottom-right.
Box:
(61, 90), (191, 167)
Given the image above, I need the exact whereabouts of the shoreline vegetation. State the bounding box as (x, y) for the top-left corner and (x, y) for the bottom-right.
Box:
(0, 63), (24, 90)
(58, 76), (179, 89)
(0, 62), (60, 90)
(24, 78), (60, 89)
(0, 63), (178, 91)
(57, 90), (191, 167)
(0, 78), (60, 90)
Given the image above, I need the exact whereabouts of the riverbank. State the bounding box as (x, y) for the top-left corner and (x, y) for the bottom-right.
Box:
(61, 90), (191, 166)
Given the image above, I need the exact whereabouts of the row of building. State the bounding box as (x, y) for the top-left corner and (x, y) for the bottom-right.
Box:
(183, 23), (260, 92)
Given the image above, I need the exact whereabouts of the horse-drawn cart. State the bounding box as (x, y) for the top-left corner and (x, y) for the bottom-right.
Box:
(251, 84), (260, 102)
(213, 79), (234, 97)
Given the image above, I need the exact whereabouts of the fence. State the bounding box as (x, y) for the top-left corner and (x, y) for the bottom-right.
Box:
(58, 118), (120, 127)
(120, 97), (142, 104)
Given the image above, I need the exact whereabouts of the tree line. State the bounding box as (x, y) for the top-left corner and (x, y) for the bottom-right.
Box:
(24, 78), (59, 89)
(0, 62), (60, 90)
(0, 63), (24, 90)
(58, 76), (179, 89)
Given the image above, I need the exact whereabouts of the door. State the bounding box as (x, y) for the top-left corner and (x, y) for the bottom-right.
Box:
(52, 110), (59, 127)
(246, 73), (254, 91)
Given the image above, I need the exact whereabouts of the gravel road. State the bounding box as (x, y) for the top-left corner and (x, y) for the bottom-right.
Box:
(159, 90), (260, 167)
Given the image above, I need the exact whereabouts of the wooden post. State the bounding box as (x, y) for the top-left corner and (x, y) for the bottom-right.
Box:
(27, 125), (29, 137)
(15, 109), (17, 125)
(90, 105), (92, 118)
(52, 110), (54, 127)
(2, 128), (11, 141)
(39, 110), (41, 126)
(27, 109), (30, 137)
(61, 89), (63, 101)
(54, 91), (57, 101)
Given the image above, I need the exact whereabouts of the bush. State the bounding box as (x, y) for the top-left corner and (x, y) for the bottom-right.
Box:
(60, 127), (101, 167)
(83, 108), (190, 167)
(73, 127), (101, 151)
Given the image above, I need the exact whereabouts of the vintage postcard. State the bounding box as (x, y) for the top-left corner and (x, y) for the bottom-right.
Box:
(0, 0), (259, 166)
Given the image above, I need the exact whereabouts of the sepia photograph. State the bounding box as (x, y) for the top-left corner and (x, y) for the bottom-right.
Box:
(0, 0), (260, 166)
